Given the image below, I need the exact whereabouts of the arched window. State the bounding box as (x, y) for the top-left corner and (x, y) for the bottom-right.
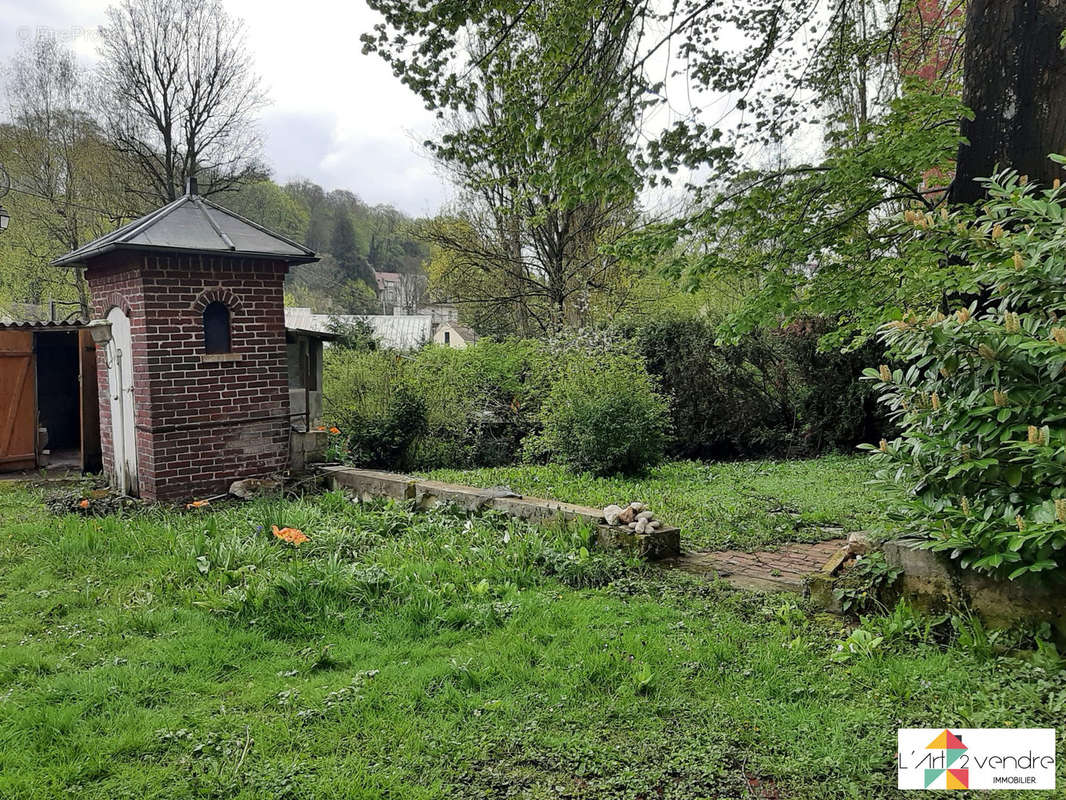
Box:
(203, 301), (231, 354)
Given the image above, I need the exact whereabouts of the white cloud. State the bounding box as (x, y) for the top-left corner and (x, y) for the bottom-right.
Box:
(0, 0), (448, 215)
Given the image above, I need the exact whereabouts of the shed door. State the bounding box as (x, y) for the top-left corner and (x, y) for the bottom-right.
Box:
(0, 330), (37, 471)
(105, 308), (138, 495)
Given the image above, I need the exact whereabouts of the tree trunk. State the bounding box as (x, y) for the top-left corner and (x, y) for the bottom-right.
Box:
(951, 0), (1066, 203)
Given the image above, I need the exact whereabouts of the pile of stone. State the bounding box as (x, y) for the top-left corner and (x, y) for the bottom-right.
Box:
(602, 502), (662, 534)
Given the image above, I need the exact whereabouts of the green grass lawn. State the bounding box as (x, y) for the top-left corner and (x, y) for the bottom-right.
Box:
(424, 455), (885, 550)
(1, 484), (1062, 799)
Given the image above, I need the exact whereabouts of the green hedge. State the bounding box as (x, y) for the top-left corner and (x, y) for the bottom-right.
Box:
(619, 316), (890, 459)
(323, 336), (668, 475)
(322, 318), (885, 472)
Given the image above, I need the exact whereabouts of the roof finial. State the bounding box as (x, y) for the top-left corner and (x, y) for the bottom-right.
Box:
(186, 175), (198, 196)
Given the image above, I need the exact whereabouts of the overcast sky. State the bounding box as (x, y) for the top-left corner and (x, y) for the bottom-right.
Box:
(0, 0), (809, 220)
(0, 0), (448, 216)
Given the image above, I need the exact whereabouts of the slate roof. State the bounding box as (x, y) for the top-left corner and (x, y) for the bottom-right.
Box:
(53, 189), (317, 267)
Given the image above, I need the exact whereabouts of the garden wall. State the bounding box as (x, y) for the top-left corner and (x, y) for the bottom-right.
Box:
(322, 466), (681, 558)
(882, 540), (1066, 638)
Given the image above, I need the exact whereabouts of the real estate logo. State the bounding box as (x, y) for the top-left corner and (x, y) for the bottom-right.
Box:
(898, 728), (1056, 790)
(920, 729), (969, 789)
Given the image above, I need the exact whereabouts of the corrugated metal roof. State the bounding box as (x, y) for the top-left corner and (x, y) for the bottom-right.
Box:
(53, 190), (318, 267)
(284, 308), (432, 350)
(284, 307), (314, 331)
(357, 315), (432, 350)
(0, 318), (86, 330)
(283, 308), (338, 340)
(0, 302), (87, 329)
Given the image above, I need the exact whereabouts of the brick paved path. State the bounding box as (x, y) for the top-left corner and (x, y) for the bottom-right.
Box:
(662, 538), (847, 592)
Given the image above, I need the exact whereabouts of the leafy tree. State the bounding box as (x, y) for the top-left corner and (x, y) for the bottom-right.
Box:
(274, 179), (430, 313)
(329, 210), (367, 282)
(0, 37), (134, 309)
(622, 88), (969, 347)
(652, 0), (1066, 341)
(285, 179), (331, 251)
(326, 317), (377, 352)
(368, 0), (1066, 345)
(221, 179), (309, 243)
(366, 205), (427, 274)
(364, 0), (646, 334)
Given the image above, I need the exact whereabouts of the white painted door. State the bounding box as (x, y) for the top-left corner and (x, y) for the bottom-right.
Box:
(105, 307), (138, 495)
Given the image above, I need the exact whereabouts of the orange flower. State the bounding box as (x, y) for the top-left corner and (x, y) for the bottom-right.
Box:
(316, 425), (326, 431)
(328, 426), (341, 435)
(271, 525), (309, 546)
(186, 499), (210, 509)
(78, 499), (90, 509)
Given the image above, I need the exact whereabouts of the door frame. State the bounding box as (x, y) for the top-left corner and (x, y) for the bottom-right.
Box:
(104, 307), (139, 495)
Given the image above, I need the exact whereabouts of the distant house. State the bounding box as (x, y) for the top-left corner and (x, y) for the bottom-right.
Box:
(416, 303), (459, 327)
(433, 322), (479, 349)
(374, 270), (427, 314)
(374, 271), (403, 309)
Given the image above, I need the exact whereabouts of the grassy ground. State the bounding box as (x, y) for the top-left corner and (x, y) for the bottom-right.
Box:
(424, 455), (885, 551)
(1, 485), (1062, 799)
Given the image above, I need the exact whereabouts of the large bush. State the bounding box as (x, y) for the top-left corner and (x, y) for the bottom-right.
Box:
(324, 340), (548, 470)
(779, 317), (892, 453)
(528, 343), (669, 476)
(620, 316), (888, 459)
(864, 165), (1066, 579)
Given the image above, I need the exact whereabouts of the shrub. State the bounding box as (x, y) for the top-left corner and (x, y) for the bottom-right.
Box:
(326, 317), (377, 351)
(863, 163), (1066, 579)
(340, 386), (427, 469)
(323, 341), (548, 470)
(779, 317), (893, 453)
(322, 348), (400, 425)
(528, 345), (669, 476)
(405, 340), (545, 468)
(323, 349), (426, 469)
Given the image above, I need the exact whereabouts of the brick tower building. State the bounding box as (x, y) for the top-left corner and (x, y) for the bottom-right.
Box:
(54, 180), (317, 501)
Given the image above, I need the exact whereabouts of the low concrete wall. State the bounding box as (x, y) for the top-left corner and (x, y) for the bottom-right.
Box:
(321, 466), (680, 558)
(323, 467), (416, 502)
(883, 539), (1066, 637)
(596, 524), (681, 560)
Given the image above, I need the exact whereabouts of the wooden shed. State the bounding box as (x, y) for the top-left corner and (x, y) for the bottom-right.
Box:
(0, 308), (101, 473)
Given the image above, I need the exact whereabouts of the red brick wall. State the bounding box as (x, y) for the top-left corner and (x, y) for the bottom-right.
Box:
(86, 252), (291, 500)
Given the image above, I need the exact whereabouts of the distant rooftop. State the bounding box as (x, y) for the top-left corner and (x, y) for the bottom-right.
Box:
(284, 308), (432, 350)
(54, 181), (318, 267)
(440, 322), (479, 343)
